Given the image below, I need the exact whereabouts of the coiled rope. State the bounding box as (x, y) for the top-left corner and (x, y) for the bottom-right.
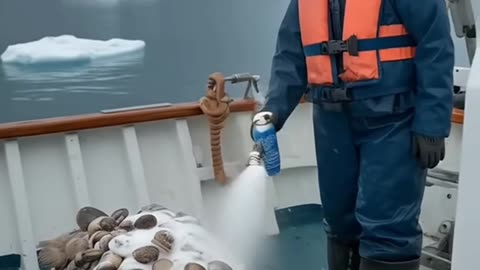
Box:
(199, 72), (232, 184)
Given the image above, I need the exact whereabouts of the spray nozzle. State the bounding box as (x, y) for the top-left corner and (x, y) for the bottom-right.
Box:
(247, 143), (264, 166)
(252, 111), (273, 126)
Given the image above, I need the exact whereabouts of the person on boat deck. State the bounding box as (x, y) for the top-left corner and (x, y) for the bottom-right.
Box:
(251, 0), (454, 269)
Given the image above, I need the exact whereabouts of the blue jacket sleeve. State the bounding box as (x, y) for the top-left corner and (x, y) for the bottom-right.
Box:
(394, 0), (455, 138)
(260, 0), (308, 131)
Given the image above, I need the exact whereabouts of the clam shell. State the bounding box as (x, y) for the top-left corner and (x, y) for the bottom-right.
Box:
(65, 237), (89, 260)
(77, 207), (108, 231)
(152, 258), (173, 270)
(89, 230), (110, 247)
(37, 246), (68, 269)
(98, 234), (114, 251)
(134, 214), (158, 229)
(111, 208), (129, 224)
(82, 261), (93, 270)
(96, 261), (118, 270)
(151, 230), (174, 253)
(88, 217), (106, 236)
(88, 217), (116, 236)
(88, 260), (99, 270)
(96, 251), (123, 270)
(75, 251), (85, 265)
(132, 246), (160, 264)
(100, 217), (117, 232)
(81, 248), (104, 263)
(184, 262), (206, 270)
(111, 229), (127, 237)
(118, 220), (134, 232)
(207, 261), (232, 270)
(65, 259), (77, 270)
(117, 256), (149, 270)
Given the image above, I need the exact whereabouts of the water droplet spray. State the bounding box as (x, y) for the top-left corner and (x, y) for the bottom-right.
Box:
(209, 143), (276, 268)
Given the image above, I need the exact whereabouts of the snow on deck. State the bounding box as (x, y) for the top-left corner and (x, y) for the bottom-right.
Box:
(0, 35), (145, 65)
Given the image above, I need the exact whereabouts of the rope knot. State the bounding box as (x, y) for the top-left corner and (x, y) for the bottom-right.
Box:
(199, 72), (232, 184)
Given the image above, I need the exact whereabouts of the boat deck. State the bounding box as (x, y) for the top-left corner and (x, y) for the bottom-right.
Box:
(253, 204), (327, 270)
(251, 204), (433, 270)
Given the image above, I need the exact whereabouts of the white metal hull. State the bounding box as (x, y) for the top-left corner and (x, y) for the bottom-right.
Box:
(0, 101), (462, 270)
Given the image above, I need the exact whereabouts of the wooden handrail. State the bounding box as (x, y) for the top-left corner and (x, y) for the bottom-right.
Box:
(0, 99), (464, 140)
(0, 100), (256, 140)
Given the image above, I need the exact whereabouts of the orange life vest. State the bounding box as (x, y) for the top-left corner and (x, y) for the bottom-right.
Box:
(298, 0), (416, 86)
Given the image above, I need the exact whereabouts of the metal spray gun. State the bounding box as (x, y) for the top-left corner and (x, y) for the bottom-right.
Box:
(250, 112), (281, 176)
(225, 73), (280, 175)
(247, 142), (264, 166)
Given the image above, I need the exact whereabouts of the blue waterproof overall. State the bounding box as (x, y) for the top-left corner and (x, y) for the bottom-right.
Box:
(260, 0), (454, 263)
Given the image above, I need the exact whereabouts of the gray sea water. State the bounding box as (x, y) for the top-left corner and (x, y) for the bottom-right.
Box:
(0, 0), (475, 123)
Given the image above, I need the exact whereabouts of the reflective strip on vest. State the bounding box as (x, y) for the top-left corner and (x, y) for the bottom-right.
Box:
(298, 0), (416, 85)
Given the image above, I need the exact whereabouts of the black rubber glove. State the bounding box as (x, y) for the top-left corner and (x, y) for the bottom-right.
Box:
(412, 134), (445, 169)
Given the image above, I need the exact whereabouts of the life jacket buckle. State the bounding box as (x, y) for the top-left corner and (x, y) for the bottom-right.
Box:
(320, 40), (346, 54)
(330, 87), (351, 101)
(320, 87), (351, 102)
(345, 35), (359, 56)
(320, 35), (359, 56)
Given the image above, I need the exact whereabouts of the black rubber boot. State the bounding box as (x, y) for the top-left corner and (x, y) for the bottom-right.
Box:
(327, 237), (360, 270)
(359, 257), (420, 270)
(350, 242), (360, 270)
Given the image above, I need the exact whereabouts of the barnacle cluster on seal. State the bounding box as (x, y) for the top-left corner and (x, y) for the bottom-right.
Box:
(36, 204), (239, 270)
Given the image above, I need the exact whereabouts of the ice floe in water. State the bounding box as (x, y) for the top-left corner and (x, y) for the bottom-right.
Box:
(0, 35), (144, 103)
(0, 35), (145, 65)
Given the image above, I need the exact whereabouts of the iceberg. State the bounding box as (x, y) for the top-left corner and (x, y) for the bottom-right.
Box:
(0, 35), (145, 65)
